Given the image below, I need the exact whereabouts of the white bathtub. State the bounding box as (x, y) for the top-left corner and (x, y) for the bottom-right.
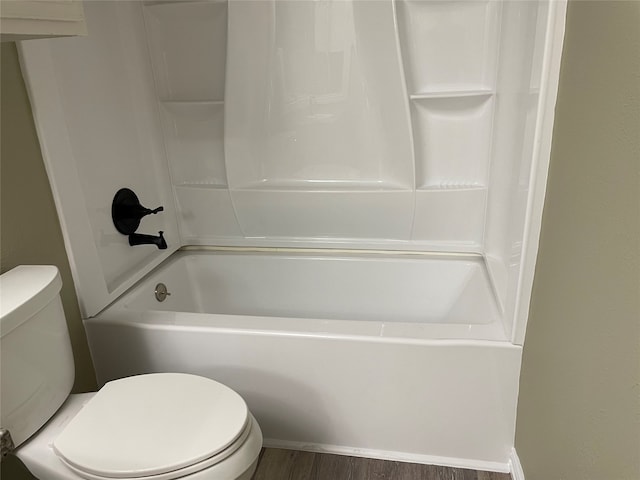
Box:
(86, 250), (521, 472)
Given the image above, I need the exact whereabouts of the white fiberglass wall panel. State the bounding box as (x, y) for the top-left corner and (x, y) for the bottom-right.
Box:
(143, 1), (227, 102)
(142, 0), (238, 241)
(395, 0), (500, 245)
(171, 0), (552, 252)
(484, 1), (553, 339)
(158, 101), (226, 188)
(226, 0), (413, 190)
(18, 1), (180, 317)
(224, 0), (415, 241)
(412, 189), (487, 246)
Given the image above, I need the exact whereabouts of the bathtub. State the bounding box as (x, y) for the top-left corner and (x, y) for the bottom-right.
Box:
(86, 250), (521, 472)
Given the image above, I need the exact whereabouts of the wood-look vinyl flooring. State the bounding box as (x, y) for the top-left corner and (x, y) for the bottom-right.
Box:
(251, 448), (511, 480)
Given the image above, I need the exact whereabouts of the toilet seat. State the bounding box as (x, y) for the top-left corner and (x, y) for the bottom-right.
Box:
(53, 373), (249, 480)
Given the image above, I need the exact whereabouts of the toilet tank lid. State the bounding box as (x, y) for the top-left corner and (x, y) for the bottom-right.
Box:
(0, 266), (62, 338)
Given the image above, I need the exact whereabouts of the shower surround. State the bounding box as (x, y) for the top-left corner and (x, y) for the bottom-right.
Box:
(18, 0), (567, 473)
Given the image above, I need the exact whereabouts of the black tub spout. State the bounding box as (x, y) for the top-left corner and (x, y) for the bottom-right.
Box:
(128, 231), (167, 250)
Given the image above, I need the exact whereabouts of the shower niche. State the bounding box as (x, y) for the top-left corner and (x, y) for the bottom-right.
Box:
(19, 0), (565, 339)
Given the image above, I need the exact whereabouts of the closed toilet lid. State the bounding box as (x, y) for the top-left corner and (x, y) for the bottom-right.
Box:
(53, 373), (248, 479)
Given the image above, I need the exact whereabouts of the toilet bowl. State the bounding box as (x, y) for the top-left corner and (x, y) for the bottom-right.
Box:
(16, 373), (263, 480)
(1, 266), (263, 480)
(15, 375), (263, 480)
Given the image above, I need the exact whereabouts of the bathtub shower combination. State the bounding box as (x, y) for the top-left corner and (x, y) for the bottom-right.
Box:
(19, 0), (567, 473)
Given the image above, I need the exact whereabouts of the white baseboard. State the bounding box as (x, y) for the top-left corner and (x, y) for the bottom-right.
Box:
(509, 448), (525, 480)
(263, 438), (511, 474)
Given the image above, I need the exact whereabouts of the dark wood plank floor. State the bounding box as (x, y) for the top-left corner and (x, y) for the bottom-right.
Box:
(251, 448), (511, 480)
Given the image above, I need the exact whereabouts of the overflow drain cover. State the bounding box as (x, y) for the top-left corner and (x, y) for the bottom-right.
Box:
(154, 283), (171, 302)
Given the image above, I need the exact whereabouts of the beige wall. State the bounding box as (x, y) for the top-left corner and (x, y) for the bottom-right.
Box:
(0, 42), (97, 394)
(515, 1), (640, 479)
(0, 41), (96, 480)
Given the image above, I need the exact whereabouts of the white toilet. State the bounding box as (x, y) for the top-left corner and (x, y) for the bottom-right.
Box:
(0, 266), (263, 480)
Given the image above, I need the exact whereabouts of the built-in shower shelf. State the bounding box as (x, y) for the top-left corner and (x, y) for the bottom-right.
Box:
(160, 100), (224, 106)
(410, 90), (494, 100)
(410, 94), (494, 190)
(232, 179), (413, 192)
(143, 0), (226, 8)
(417, 184), (487, 191)
(175, 182), (228, 189)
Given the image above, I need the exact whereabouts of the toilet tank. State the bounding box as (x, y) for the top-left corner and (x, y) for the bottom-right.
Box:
(0, 266), (74, 448)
